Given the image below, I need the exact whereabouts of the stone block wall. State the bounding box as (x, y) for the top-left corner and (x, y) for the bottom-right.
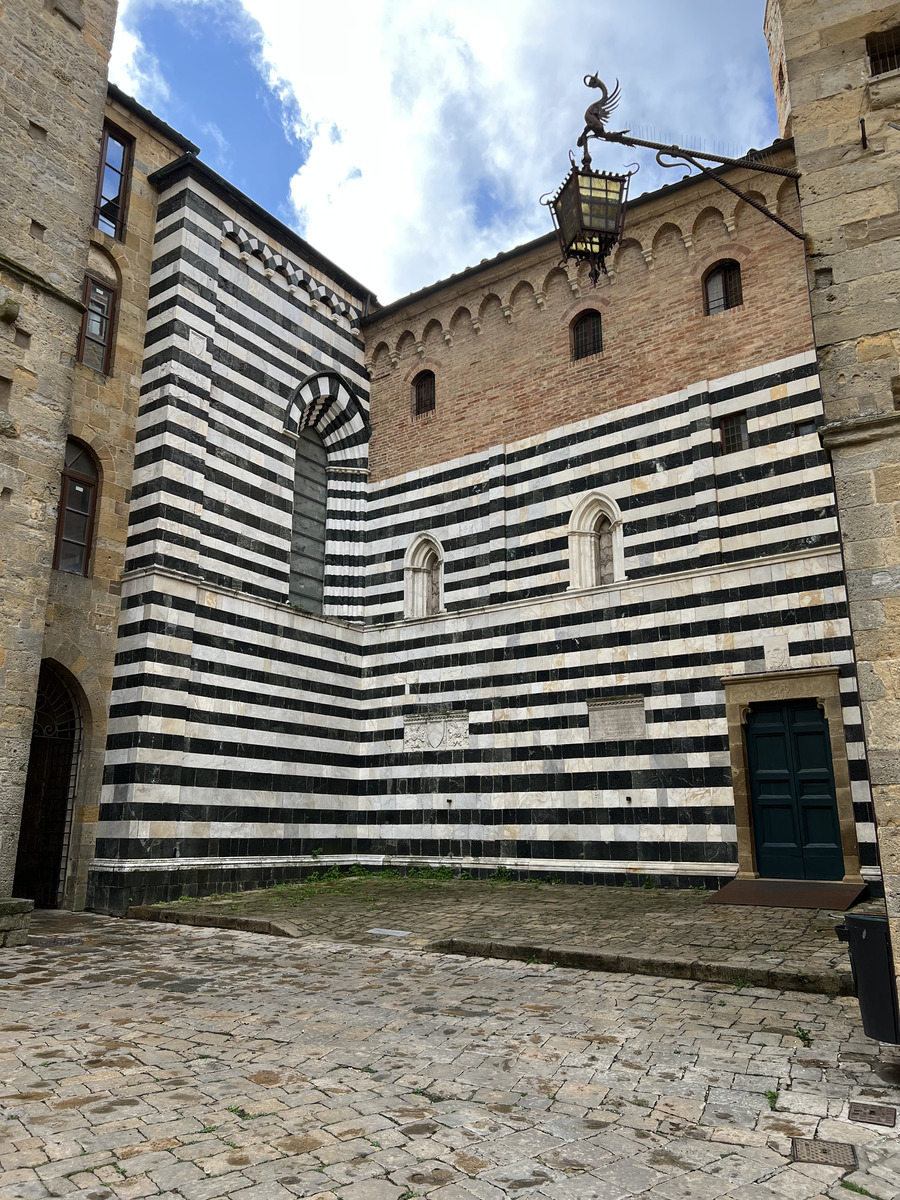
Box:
(768, 0), (900, 988)
(46, 92), (195, 910)
(0, 0), (116, 900)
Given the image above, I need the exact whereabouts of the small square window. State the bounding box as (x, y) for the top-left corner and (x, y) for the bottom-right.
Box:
(867, 27), (900, 77)
(720, 412), (749, 454)
(795, 418), (817, 437)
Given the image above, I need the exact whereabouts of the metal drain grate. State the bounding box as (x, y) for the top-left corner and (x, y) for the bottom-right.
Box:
(791, 1139), (858, 1168)
(849, 1101), (896, 1128)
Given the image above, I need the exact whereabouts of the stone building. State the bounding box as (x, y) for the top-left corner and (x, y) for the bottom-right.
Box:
(5, 0), (899, 957)
(765, 0), (900, 991)
(0, 0), (193, 933)
(86, 139), (879, 912)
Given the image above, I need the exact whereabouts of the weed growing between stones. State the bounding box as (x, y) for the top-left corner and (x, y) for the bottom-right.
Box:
(795, 1025), (812, 1047)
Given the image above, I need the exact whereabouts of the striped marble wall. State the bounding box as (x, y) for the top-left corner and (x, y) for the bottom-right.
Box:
(87, 170), (876, 912)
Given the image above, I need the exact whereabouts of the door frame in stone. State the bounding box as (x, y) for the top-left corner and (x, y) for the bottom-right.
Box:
(721, 667), (862, 884)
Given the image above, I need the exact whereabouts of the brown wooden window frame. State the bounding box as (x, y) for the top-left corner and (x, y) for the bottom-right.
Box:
(77, 275), (117, 375)
(704, 260), (743, 315)
(413, 370), (436, 418)
(93, 121), (134, 240)
(720, 411), (749, 455)
(572, 310), (603, 361)
(867, 27), (900, 77)
(53, 439), (100, 576)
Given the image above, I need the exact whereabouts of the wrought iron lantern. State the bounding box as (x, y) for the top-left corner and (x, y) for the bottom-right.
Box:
(544, 76), (632, 286)
(547, 165), (629, 285)
(545, 75), (804, 284)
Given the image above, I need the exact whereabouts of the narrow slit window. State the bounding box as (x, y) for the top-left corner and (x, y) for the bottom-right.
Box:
(54, 440), (99, 575)
(94, 124), (132, 239)
(704, 261), (743, 315)
(78, 277), (116, 373)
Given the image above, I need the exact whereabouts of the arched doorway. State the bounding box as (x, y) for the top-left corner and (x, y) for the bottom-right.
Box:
(13, 661), (82, 907)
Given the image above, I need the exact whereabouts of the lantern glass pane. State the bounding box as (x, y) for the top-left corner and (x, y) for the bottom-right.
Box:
(553, 173), (583, 249)
(579, 174), (623, 234)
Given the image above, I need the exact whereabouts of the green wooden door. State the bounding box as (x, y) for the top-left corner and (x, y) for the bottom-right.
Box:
(745, 701), (844, 881)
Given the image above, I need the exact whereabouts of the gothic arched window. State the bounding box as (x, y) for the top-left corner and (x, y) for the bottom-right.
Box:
(568, 492), (625, 590)
(404, 535), (444, 618)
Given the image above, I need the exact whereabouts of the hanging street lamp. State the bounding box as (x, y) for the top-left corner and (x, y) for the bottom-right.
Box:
(543, 77), (633, 287)
(544, 75), (805, 288)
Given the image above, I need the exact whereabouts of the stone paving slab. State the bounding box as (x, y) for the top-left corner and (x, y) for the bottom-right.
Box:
(123, 876), (885, 995)
(0, 911), (898, 1200)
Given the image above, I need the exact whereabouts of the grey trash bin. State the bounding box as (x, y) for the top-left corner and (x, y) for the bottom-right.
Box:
(835, 913), (900, 1044)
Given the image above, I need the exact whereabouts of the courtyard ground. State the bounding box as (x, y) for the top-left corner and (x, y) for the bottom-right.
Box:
(0, 891), (898, 1200)
(127, 873), (887, 995)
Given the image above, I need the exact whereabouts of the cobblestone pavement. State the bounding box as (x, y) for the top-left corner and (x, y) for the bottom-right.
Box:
(129, 877), (886, 992)
(1, 913), (899, 1200)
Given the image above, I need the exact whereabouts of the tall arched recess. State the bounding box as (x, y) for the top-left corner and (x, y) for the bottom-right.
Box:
(284, 370), (370, 619)
(290, 428), (328, 611)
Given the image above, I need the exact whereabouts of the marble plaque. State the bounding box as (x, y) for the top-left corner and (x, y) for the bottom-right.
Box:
(588, 698), (646, 741)
(404, 712), (469, 751)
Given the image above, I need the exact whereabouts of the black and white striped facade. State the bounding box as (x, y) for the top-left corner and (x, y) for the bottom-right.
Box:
(87, 162), (877, 913)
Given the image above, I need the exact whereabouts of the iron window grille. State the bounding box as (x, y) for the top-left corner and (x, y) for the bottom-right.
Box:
(413, 370), (436, 417)
(53, 440), (99, 575)
(867, 27), (900, 77)
(720, 412), (749, 455)
(704, 261), (743, 315)
(78, 276), (116, 373)
(573, 311), (603, 360)
(93, 122), (133, 240)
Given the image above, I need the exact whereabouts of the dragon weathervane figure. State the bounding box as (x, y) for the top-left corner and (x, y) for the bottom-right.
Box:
(544, 74), (804, 287)
(542, 74), (634, 285)
(577, 75), (628, 166)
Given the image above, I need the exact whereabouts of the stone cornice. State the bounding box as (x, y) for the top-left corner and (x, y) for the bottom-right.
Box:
(820, 410), (900, 449)
(0, 252), (85, 312)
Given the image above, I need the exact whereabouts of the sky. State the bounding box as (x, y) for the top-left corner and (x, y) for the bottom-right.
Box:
(110, 1), (778, 304)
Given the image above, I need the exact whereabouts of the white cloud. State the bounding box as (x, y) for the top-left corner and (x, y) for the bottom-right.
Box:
(111, 0), (778, 302)
(109, 0), (171, 108)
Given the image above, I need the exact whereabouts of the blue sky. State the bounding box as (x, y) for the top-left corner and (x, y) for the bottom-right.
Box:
(111, 1), (779, 302)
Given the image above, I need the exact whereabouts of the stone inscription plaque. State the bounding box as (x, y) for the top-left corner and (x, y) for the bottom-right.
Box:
(588, 698), (646, 742)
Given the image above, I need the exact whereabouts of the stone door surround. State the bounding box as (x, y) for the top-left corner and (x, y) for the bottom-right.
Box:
(721, 667), (862, 884)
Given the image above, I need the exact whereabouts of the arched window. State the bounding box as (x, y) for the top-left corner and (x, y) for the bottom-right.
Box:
(704, 261), (743, 315)
(413, 370), (435, 417)
(53, 440), (99, 575)
(290, 428), (327, 612)
(572, 310), (603, 360)
(568, 492), (625, 590)
(404, 535), (443, 618)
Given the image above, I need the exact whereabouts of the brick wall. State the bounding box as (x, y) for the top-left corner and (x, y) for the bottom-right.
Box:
(365, 152), (811, 482)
